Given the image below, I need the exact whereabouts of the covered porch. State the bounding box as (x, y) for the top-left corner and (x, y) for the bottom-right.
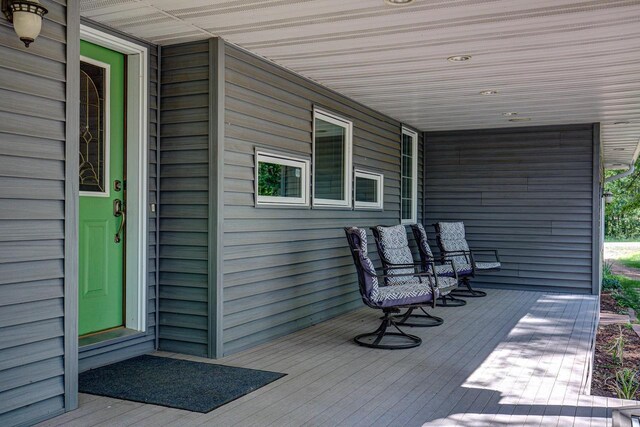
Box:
(39, 289), (629, 427)
(2, 1), (640, 425)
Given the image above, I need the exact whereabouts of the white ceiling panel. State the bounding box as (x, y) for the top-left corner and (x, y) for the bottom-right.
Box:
(80, 0), (640, 169)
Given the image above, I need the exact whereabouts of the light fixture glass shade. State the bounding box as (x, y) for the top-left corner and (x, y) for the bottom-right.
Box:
(6, 0), (48, 47)
(604, 191), (614, 204)
(12, 9), (42, 46)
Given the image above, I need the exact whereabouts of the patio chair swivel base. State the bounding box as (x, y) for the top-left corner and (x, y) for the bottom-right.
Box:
(436, 294), (467, 307)
(355, 309), (422, 349)
(392, 306), (444, 327)
(450, 278), (487, 298)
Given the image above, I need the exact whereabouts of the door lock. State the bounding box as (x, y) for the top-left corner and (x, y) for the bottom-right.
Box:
(114, 199), (125, 243)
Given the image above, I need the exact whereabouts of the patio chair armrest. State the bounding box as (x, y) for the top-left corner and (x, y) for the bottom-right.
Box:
(423, 256), (457, 280)
(442, 259), (459, 281)
(382, 263), (426, 276)
(377, 270), (436, 280)
(442, 250), (472, 256)
(470, 249), (501, 263)
(378, 266), (439, 307)
(384, 262), (425, 269)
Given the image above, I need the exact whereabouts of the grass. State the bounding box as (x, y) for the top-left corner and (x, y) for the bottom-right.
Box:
(618, 253), (640, 270)
(603, 255), (640, 312)
(605, 238), (640, 243)
(612, 275), (640, 312)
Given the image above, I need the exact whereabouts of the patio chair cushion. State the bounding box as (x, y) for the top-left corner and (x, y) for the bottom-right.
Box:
(345, 227), (381, 302)
(345, 226), (436, 309)
(437, 222), (472, 267)
(434, 264), (455, 275)
(475, 261), (501, 270)
(435, 276), (459, 294)
(412, 224), (473, 279)
(412, 224), (434, 258)
(375, 225), (416, 285)
(375, 281), (434, 307)
(436, 263), (475, 277)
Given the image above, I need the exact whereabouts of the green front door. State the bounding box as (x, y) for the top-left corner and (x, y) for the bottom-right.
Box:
(78, 41), (125, 336)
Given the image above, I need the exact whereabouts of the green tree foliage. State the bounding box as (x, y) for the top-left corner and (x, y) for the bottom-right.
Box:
(258, 163), (282, 196)
(605, 159), (640, 240)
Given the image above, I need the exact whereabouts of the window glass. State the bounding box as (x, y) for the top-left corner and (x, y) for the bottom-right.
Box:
(356, 176), (377, 203)
(354, 170), (383, 210)
(256, 152), (309, 206)
(258, 162), (302, 198)
(401, 129), (417, 222)
(313, 110), (352, 207)
(80, 60), (107, 194)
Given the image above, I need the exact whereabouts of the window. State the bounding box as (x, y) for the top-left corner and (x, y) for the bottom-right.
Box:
(313, 109), (353, 207)
(401, 127), (418, 224)
(354, 169), (384, 210)
(255, 151), (310, 206)
(79, 57), (110, 196)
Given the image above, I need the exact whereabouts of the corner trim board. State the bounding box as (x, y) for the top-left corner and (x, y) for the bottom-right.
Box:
(64, 0), (81, 412)
(209, 37), (225, 358)
(592, 123), (602, 296)
(155, 45), (161, 350)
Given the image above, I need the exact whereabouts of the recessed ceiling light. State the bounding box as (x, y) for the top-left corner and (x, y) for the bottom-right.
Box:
(479, 90), (498, 95)
(447, 55), (472, 62)
(384, 0), (414, 5)
(509, 118), (532, 122)
(502, 112), (518, 116)
(614, 121), (631, 125)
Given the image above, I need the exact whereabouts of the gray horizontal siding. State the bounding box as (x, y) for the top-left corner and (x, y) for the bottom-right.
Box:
(77, 19), (159, 372)
(159, 40), (210, 357)
(0, 1), (69, 425)
(424, 124), (596, 293)
(222, 43), (403, 355)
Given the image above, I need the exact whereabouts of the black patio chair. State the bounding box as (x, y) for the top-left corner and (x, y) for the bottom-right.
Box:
(344, 226), (441, 349)
(410, 223), (467, 307)
(371, 224), (464, 309)
(433, 221), (501, 298)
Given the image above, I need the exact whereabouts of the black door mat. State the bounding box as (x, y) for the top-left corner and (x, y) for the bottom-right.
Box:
(79, 354), (286, 413)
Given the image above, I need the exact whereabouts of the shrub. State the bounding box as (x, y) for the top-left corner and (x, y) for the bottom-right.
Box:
(603, 261), (614, 277)
(608, 326), (626, 365)
(614, 368), (640, 400)
(612, 279), (640, 312)
(603, 276), (622, 291)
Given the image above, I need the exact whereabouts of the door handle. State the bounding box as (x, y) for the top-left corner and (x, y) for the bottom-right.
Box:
(114, 199), (125, 243)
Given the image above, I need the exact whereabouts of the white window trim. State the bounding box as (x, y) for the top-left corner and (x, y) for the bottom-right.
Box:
(255, 151), (310, 207)
(312, 108), (353, 208)
(401, 127), (418, 225)
(80, 24), (149, 333)
(79, 55), (111, 198)
(354, 169), (384, 210)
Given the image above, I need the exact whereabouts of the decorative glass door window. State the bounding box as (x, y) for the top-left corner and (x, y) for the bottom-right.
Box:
(255, 151), (310, 206)
(401, 127), (418, 223)
(313, 109), (353, 208)
(354, 169), (384, 210)
(79, 58), (110, 196)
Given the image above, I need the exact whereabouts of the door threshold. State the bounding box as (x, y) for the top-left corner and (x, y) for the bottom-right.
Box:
(79, 327), (145, 351)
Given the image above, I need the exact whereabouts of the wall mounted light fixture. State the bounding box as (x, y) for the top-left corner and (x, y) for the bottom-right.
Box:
(2, 0), (48, 47)
(603, 191), (614, 204)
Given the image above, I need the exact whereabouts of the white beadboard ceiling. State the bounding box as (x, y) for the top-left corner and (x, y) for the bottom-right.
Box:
(80, 0), (640, 169)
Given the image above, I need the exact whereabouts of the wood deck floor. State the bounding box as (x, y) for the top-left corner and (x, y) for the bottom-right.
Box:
(39, 289), (637, 426)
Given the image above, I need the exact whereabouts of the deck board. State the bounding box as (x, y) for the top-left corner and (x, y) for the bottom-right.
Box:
(39, 289), (634, 427)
